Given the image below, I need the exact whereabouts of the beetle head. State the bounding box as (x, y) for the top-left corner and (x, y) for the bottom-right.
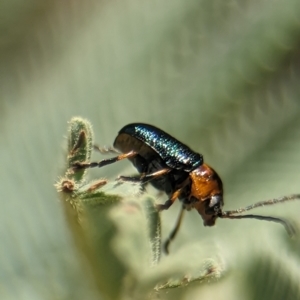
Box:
(189, 164), (223, 226)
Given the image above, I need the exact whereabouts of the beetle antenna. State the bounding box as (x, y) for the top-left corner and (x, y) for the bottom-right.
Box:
(219, 194), (300, 237)
(222, 194), (300, 215)
(219, 213), (296, 237)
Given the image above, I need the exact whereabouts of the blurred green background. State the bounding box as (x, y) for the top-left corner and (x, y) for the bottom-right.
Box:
(1, 0), (300, 299)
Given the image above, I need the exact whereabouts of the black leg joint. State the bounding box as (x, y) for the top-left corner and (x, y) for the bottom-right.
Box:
(156, 199), (173, 211)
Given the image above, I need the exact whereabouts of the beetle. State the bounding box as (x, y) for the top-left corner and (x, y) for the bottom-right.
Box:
(73, 123), (300, 253)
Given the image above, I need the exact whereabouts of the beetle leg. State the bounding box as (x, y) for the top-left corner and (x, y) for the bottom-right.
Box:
(93, 145), (119, 154)
(72, 151), (137, 170)
(163, 205), (185, 254)
(156, 187), (183, 211)
(118, 168), (171, 183)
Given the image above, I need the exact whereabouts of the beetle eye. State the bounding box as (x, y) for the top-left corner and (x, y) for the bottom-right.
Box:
(205, 195), (222, 215)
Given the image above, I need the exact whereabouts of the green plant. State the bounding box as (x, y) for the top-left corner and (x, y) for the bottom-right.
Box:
(56, 117), (224, 300)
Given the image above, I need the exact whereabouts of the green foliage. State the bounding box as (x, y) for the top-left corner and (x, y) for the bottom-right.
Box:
(2, 1), (300, 299)
(56, 117), (224, 300)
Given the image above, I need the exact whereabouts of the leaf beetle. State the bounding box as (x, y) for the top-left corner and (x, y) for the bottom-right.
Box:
(73, 123), (300, 253)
